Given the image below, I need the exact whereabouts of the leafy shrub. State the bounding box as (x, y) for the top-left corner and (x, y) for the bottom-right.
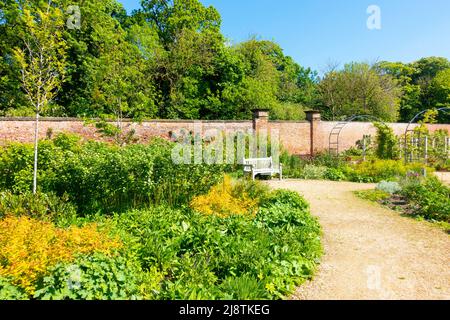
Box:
(355, 190), (390, 202)
(434, 158), (450, 172)
(190, 176), (258, 218)
(400, 177), (450, 222)
(218, 274), (269, 300)
(376, 181), (401, 194)
(231, 178), (272, 206)
(0, 134), (228, 214)
(0, 216), (122, 295)
(374, 123), (400, 160)
(342, 147), (363, 157)
(344, 160), (434, 183)
(280, 151), (344, 179)
(115, 190), (321, 300)
(34, 253), (142, 300)
(309, 153), (344, 169)
(301, 165), (328, 180)
(260, 189), (309, 211)
(325, 168), (347, 181)
(0, 191), (77, 225)
(0, 277), (27, 300)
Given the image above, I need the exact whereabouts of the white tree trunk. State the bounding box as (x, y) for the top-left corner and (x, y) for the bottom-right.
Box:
(33, 109), (39, 194)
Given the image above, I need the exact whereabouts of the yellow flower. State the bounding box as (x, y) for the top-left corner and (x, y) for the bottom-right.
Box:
(0, 215), (122, 295)
(265, 283), (276, 294)
(190, 176), (258, 218)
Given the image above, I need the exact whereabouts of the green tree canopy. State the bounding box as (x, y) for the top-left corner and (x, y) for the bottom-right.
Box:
(318, 62), (402, 121)
(1, 1), (449, 123)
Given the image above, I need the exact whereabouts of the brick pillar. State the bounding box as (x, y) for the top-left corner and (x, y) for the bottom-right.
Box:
(305, 110), (321, 157)
(252, 109), (269, 131)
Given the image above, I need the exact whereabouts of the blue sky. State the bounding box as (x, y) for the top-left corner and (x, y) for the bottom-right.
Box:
(120, 0), (450, 72)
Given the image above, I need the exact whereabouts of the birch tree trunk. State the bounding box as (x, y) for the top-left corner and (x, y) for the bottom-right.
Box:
(33, 106), (39, 194)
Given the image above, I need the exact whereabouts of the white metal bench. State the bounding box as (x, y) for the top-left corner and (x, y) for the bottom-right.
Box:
(243, 157), (283, 180)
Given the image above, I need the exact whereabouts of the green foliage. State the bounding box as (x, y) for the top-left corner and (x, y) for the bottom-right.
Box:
(431, 69), (450, 110)
(404, 126), (449, 168)
(231, 178), (272, 206)
(324, 168), (347, 181)
(280, 151), (345, 179)
(280, 151), (303, 178)
(34, 253), (142, 300)
(400, 177), (450, 222)
(218, 274), (269, 300)
(114, 189), (321, 300)
(0, 0), (317, 119)
(376, 181), (402, 194)
(260, 189), (310, 211)
(374, 123), (400, 160)
(377, 58), (450, 123)
(344, 160), (434, 183)
(270, 102), (306, 121)
(301, 165), (328, 180)
(11, 0), (67, 115)
(317, 62), (402, 121)
(0, 137), (321, 300)
(0, 134), (227, 214)
(0, 278), (28, 300)
(0, 191), (77, 225)
(354, 190), (390, 202)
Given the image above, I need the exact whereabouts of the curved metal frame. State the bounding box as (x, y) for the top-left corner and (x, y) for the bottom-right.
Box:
(328, 115), (388, 155)
(403, 107), (450, 163)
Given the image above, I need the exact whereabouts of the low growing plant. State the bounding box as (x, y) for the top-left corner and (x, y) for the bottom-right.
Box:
(34, 253), (143, 300)
(114, 188), (321, 300)
(376, 181), (402, 194)
(190, 176), (259, 218)
(0, 216), (122, 295)
(301, 165), (328, 180)
(400, 176), (450, 222)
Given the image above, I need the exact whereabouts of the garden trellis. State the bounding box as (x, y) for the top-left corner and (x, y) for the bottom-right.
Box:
(403, 107), (450, 164)
(328, 115), (387, 156)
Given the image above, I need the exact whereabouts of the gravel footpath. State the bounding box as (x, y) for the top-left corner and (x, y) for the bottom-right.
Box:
(267, 180), (450, 300)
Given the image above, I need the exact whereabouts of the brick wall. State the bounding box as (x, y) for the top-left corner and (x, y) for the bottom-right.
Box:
(315, 121), (450, 154)
(1, 113), (449, 156)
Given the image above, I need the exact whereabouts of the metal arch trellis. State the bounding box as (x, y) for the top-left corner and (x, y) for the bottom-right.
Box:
(328, 115), (388, 156)
(403, 107), (450, 163)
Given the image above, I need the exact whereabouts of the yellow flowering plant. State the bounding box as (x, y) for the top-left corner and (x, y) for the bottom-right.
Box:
(190, 176), (258, 218)
(0, 215), (122, 294)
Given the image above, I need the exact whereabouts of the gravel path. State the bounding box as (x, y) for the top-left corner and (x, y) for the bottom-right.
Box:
(267, 180), (450, 300)
(435, 172), (450, 185)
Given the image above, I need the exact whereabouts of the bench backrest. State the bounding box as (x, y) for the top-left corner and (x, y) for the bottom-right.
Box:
(243, 157), (273, 169)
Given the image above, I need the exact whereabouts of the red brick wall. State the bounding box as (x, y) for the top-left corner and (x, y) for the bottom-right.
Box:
(268, 121), (311, 155)
(0, 118), (253, 145)
(1, 117), (449, 156)
(315, 121), (450, 153)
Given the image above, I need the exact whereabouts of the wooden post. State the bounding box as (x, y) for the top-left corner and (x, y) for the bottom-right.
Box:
(424, 136), (428, 163)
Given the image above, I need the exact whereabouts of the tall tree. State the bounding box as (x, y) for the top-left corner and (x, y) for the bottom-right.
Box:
(377, 57), (450, 122)
(318, 62), (402, 121)
(12, 0), (67, 193)
(140, 0), (224, 119)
